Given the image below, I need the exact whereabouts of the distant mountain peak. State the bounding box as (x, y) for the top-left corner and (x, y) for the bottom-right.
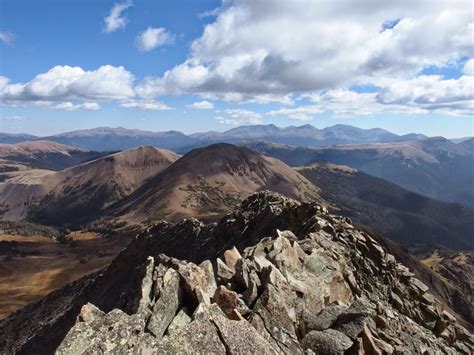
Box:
(5, 124), (431, 152)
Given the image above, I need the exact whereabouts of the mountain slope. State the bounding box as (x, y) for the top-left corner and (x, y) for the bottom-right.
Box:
(298, 162), (474, 251)
(116, 143), (321, 222)
(1, 192), (472, 354)
(28, 146), (180, 227)
(0, 140), (106, 171)
(246, 138), (474, 207)
(0, 169), (54, 221)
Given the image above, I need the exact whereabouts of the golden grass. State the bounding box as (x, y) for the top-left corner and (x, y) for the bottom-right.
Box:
(0, 231), (130, 319)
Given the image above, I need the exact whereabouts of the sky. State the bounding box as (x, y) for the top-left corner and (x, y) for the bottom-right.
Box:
(0, 0), (473, 138)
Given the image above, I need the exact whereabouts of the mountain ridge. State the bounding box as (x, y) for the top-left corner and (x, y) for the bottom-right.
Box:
(1, 192), (472, 354)
(2, 124), (429, 152)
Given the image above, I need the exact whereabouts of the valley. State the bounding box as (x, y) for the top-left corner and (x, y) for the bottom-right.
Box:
(0, 228), (134, 319)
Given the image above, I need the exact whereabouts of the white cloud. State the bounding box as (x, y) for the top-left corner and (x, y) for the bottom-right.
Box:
(119, 99), (171, 110)
(463, 59), (474, 75)
(1, 115), (26, 121)
(215, 108), (263, 125)
(0, 32), (14, 45)
(269, 75), (474, 119)
(0, 65), (135, 104)
(54, 102), (101, 111)
(104, 0), (133, 33)
(267, 106), (322, 121)
(376, 75), (474, 116)
(134, 0), (473, 106)
(136, 27), (174, 52)
(188, 100), (214, 109)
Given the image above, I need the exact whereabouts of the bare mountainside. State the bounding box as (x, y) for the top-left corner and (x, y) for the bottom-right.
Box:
(245, 138), (474, 207)
(298, 162), (474, 251)
(0, 146), (179, 226)
(116, 143), (321, 222)
(0, 140), (106, 171)
(28, 146), (180, 227)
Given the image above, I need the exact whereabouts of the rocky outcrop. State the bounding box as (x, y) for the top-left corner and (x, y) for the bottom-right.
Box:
(1, 192), (473, 354)
(422, 251), (474, 327)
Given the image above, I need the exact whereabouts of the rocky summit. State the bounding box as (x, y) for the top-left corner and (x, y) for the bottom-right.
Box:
(1, 192), (473, 354)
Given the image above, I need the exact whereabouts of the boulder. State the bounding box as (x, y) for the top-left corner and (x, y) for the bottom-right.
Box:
(146, 268), (182, 339)
(303, 302), (348, 332)
(223, 246), (242, 272)
(302, 329), (353, 355)
(211, 285), (239, 319)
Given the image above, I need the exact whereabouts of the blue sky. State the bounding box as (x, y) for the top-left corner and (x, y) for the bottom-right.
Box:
(0, 0), (473, 137)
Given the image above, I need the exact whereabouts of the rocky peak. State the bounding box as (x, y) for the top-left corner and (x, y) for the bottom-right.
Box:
(1, 192), (473, 354)
(57, 193), (473, 354)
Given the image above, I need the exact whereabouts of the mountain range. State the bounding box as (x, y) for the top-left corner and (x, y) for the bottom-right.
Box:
(0, 142), (319, 227)
(0, 140), (472, 255)
(1, 124), (429, 152)
(246, 138), (474, 207)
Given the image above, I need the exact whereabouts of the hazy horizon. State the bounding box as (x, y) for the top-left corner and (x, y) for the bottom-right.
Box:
(0, 121), (467, 139)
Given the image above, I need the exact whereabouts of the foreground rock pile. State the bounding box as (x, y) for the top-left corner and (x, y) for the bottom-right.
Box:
(55, 194), (474, 354)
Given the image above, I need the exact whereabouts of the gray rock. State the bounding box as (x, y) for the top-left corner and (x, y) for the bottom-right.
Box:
(199, 259), (217, 296)
(234, 257), (250, 289)
(146, 268), (182, 339)
(208, 304), (278, 354)
(304, 302), (348, 332)
(137, 256), (155, 314)
(302, 329), (353, 355)
(166, 307), (192, 336)
(216, 257), (235, 283)
(157, 309), (226, 354)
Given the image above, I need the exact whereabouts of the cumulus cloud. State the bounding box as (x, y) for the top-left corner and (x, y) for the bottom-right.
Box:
(54, 102), (101, 111)
(0, 32), (14, 45)
(119, 99), (171, 110)
(463, 59), (474, 75)
(136, 27), (174, 52)
(0, 65), (135, 104)
(187, 100), (214, 109)
(104, 0), (133, 33)
(269, 75), (474, 119)
(215, 108), (263, 125)
(134, 0), (473, 110)
(376, 75), (474, 115)
(267, 106), (322, 121)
